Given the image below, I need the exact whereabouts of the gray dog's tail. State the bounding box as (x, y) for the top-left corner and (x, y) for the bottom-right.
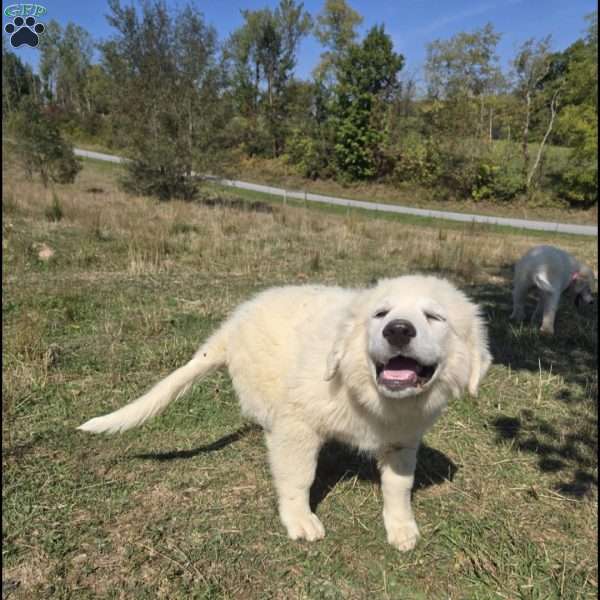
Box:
(78, 331), (227, 434)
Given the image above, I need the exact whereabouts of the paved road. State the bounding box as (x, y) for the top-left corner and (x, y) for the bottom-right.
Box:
(74, 148), (598, 237)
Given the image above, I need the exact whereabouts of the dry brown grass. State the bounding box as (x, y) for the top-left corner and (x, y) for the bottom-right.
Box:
(3, 154), (596, 289)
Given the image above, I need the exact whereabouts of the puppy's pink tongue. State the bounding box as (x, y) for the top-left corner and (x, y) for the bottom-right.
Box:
(382, 356), (419, 382)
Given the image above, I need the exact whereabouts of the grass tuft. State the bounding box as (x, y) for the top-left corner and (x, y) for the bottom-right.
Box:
(44, 192), (64, 222)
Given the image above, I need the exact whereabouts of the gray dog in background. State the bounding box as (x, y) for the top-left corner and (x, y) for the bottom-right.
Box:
(510, 245), (596, 334)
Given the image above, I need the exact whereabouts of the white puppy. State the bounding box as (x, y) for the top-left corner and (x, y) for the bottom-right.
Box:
(79, 276), (491, 551)
(510, 245), (596, 334)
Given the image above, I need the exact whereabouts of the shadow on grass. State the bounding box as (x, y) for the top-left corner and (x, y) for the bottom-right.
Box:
(133, 424), (260, 461)
(2, 434), (44, 460)
(492, 412), (597, 497)
(198, 194), (274, 214)
(133, 427), (456, 509)
(309, 442), (457, 511)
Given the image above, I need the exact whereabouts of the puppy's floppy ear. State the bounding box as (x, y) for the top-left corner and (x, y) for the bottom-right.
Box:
(466, 309), (492, 396)
(325, 309), (364, 381)
(325, 319), (354, 380)
(579, 264), (597, 289)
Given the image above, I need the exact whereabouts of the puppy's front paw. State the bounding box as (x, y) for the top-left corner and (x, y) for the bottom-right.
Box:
(281, 510), (325, 542)
(385, 519), (420, 552)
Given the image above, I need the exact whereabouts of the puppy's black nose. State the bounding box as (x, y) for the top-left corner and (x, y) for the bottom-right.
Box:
(382, 319), (416, 346)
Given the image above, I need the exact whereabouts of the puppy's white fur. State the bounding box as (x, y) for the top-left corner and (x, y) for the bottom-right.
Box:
(510, 245), (596, 334)
(79, 276), (491, 551)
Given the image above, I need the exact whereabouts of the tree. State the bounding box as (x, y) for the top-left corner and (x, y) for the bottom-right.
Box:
(7, 96), (81, 186)
(512, 36), (559, 192)
(38, 21), (93, 114)
(101, 0), (221, 200)
(554, 11), (597, 204)
(425, 24), (503, 139)
(2, 39), (41, 114)
(314, 0), (363, 81)
(225, 0), (312, 157)
(332, 25), (404, 179)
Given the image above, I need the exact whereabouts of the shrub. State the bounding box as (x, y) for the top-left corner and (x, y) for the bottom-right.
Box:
(119, 132), (199, 201)
(120, 155), (198, 202)
(286, 129), (335, 179)
(392, 135), (443, 187)
(557, 164), (598, 206)
(488, 168), (525, 201)
(436, 142), (524, 202)
(471, 161), (499, 201)
(8, 98), (82, 186)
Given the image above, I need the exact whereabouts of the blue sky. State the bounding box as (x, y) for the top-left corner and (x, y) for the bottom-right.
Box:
(3, 0), (597, 86)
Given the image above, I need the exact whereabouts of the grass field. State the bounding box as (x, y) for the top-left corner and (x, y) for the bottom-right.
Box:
(2, 156), (598, 599)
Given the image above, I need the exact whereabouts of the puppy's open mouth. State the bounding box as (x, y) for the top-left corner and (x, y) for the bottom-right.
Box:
(376, 356), (437, 391)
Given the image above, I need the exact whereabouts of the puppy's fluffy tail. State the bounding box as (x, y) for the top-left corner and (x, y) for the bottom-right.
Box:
(78, 332), (227, 434)
(533, 272), (554, 294)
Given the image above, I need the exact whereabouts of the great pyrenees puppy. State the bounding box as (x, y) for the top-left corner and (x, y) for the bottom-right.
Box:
(79, 276), (491, 551)
(510, 245), (596, 335)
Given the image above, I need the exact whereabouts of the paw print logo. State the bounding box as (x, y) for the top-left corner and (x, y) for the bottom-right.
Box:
(5, 16), (45, 48)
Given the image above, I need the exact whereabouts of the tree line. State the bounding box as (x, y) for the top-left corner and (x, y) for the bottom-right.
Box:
(2, 0), (597, 206)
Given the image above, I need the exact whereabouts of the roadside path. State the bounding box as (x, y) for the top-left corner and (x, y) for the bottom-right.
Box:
(74, 148), (598, 237)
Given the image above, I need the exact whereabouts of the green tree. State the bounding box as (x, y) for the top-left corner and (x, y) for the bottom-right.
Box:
(38, 21), (93, 114)
(101, 0), (221, 200)
(332, 25), (403, 179)
(512, 36), (561, 192)
(554, 11), (597, 204)
(425, 23), (503, 140)
(314, 0), (363, 81)
(7, 97), (81, 186)
(225, 0), (312, 157)
(2, 39), (41, 114)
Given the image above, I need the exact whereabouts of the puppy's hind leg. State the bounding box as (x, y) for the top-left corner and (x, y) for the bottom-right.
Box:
(531, 295), (544, 325)
(510, 280), (528, 321)
(539, 291), (560, 335)
(266, 423), (325, 542)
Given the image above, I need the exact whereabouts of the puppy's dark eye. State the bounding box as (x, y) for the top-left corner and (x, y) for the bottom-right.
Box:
(374, 309), (390, 319)
(425, 312), (445, 322)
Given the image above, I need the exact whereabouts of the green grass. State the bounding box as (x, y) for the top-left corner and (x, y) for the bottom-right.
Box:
(3, 157), (597, 599)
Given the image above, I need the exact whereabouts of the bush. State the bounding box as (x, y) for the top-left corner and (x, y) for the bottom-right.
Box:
(286, 129), (335, 179)
(488, 168), (525, 201)
(8, 98), (82, 186)
(435, 142), (524, 202)
(224, 115), (274, 158)
(557, 160), (598, 206)
(120, 152), (198, 202)
(392, 135), (443, 186)
(471, 161), (500, 201)
(333, 95), (385, 181)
